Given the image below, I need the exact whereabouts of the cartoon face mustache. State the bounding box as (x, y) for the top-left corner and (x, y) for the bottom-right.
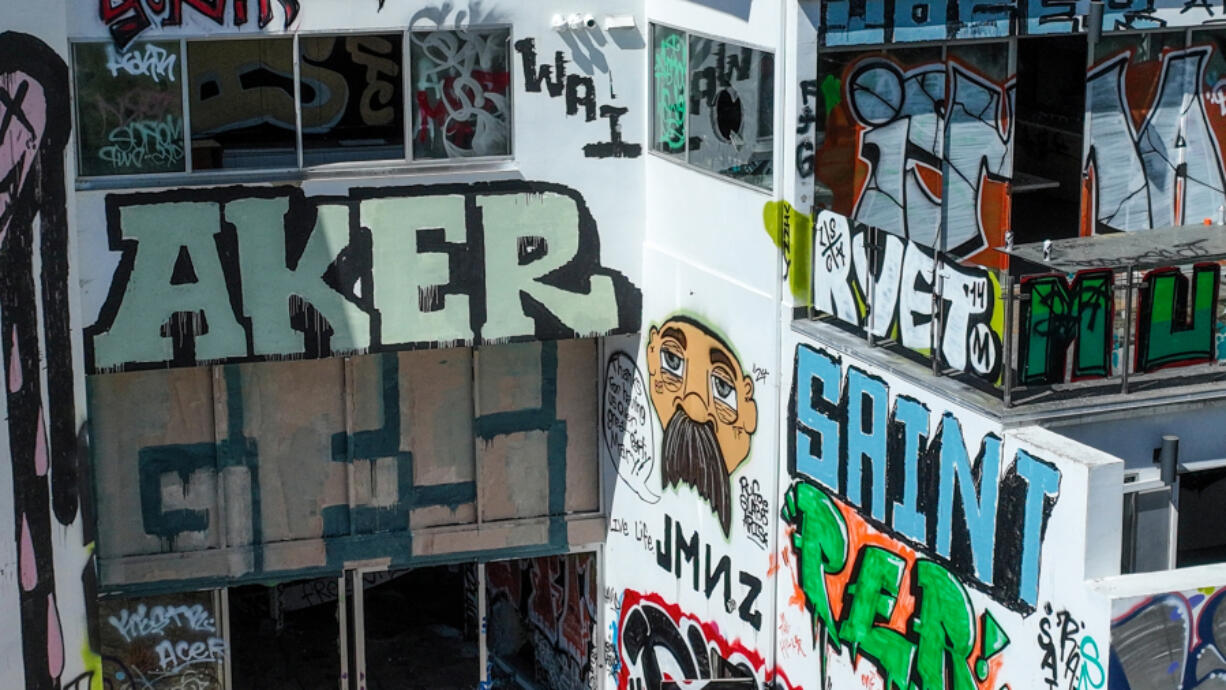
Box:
(660, 408), (731, 537)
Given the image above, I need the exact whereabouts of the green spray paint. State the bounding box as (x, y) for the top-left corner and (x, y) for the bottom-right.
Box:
(1136, 264), (1220, 372)
(976, 610), (1009, 681)
(1019, 270), (1113, 385)
(820, 74), (842, 116)
(840, 546), (916, 690)
(653, 31), (686, 152)
(913, 559), (978, 690)
(231, 197), (372, 355)
(763, 200), (813, 302)
(782, 480), (847, 645)
(784, 480), (1012, 690)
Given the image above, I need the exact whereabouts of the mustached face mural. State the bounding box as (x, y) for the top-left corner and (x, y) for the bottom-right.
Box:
(646, 316), (757, 537)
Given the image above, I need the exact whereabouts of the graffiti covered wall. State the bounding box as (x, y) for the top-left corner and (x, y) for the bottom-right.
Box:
(764, 206), (1005, 384)
(1109, 585), (1226, 690)
(812, 49), (1014, 267)
(72, 0), (647, 373)
(1084, 35), (1226, 234)
(0, 25), (98, 690)
(82, 182), (640, 373)
(819, 1), (1226, 46)
(773, 331), (1116, 690)
(486, 553), (599, 690)
(602, 234), (784, 687)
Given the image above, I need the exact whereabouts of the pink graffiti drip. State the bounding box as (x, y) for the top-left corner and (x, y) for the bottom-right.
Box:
(7, 326), (21, 393)
(46, 593), (63, 677)
(19, 514), (36, 591)
(0, 71), (47, 243)
(33, 408), (46, 476)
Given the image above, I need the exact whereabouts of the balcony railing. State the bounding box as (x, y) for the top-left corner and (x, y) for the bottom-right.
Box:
(802, 212), (1226, 407)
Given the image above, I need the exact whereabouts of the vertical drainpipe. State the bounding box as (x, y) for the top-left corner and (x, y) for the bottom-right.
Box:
(1159, 435), (1179, 486)
(1158, 435), (1180, 568)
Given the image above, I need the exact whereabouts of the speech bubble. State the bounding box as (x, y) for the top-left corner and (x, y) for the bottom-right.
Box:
(602, 352), (659, 504)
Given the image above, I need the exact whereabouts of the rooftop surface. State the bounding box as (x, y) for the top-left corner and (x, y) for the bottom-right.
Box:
(1003, 223), (1226, 272)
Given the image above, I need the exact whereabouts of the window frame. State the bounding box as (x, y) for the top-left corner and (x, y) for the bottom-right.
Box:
(72, 25), (516, 190)
(98, 548), (602, 689)
(648, 21), (777, 195)
(406, 23), (516, 164)
(70, 38), (193, 180)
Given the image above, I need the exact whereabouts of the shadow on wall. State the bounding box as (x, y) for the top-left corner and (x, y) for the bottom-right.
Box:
(683, 0), (752, 21)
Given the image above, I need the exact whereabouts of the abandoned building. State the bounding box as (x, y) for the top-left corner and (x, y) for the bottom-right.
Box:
(3, 0), (1226, 688)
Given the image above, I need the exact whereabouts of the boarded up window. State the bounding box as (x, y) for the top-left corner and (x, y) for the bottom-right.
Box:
(91, 341), (599, 588)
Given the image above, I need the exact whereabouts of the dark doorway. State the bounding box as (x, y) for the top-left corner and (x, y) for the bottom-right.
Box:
(1178, 466), (1226, 567)
(229, 577), (341, 690)
(363, 564), (479, 689)
(1011, 34), (1088, 245)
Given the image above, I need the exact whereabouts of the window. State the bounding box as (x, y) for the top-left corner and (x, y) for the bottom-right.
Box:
(100, 590), (225, 689)
(99, 555), (596, 689)
(74, 30), (510, 179)
(649, 24), (774, 190)
(409, 27), (512, 159)
(1121, 459), (1226, 574)
(301, 34), (406, 165)
(486, 553), (597, 688)
(810, 40), (1014, 264)
(188, 38), (297, 170)
(73, 41), (186, 176)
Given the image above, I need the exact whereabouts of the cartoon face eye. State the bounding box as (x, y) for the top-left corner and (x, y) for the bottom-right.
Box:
(661, 348), (685, 379)
(711, 373), (737, 413)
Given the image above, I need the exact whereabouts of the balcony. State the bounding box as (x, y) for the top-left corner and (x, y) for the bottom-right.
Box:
(800, 212), (1226, 420)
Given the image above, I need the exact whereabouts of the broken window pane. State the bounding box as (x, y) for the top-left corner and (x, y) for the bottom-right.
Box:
(99, 591), (224, 689)
(300, 34), (406, 166)
(409, 28), (512, 159)
(188, 38), (297, 170)
(651, 24), (687, 158)
(74, 41), (186, 176)
(687, 36), (774, 190)
(486, 553), (597, 689)
(229, 578), (341, 689)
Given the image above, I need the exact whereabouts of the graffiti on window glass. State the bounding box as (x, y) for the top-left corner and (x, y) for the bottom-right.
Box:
(410, 28), (511, 159)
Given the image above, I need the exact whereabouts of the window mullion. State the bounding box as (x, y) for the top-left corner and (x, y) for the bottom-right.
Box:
(181, 38), (193, 173)
(219, 589), (233, 689)
(684, 31), (691, 166)
(354, 570), (367, 687)
(338, 573), (350, 689)
(293, 33), (304, 170)
(404, 31), (414, 162)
